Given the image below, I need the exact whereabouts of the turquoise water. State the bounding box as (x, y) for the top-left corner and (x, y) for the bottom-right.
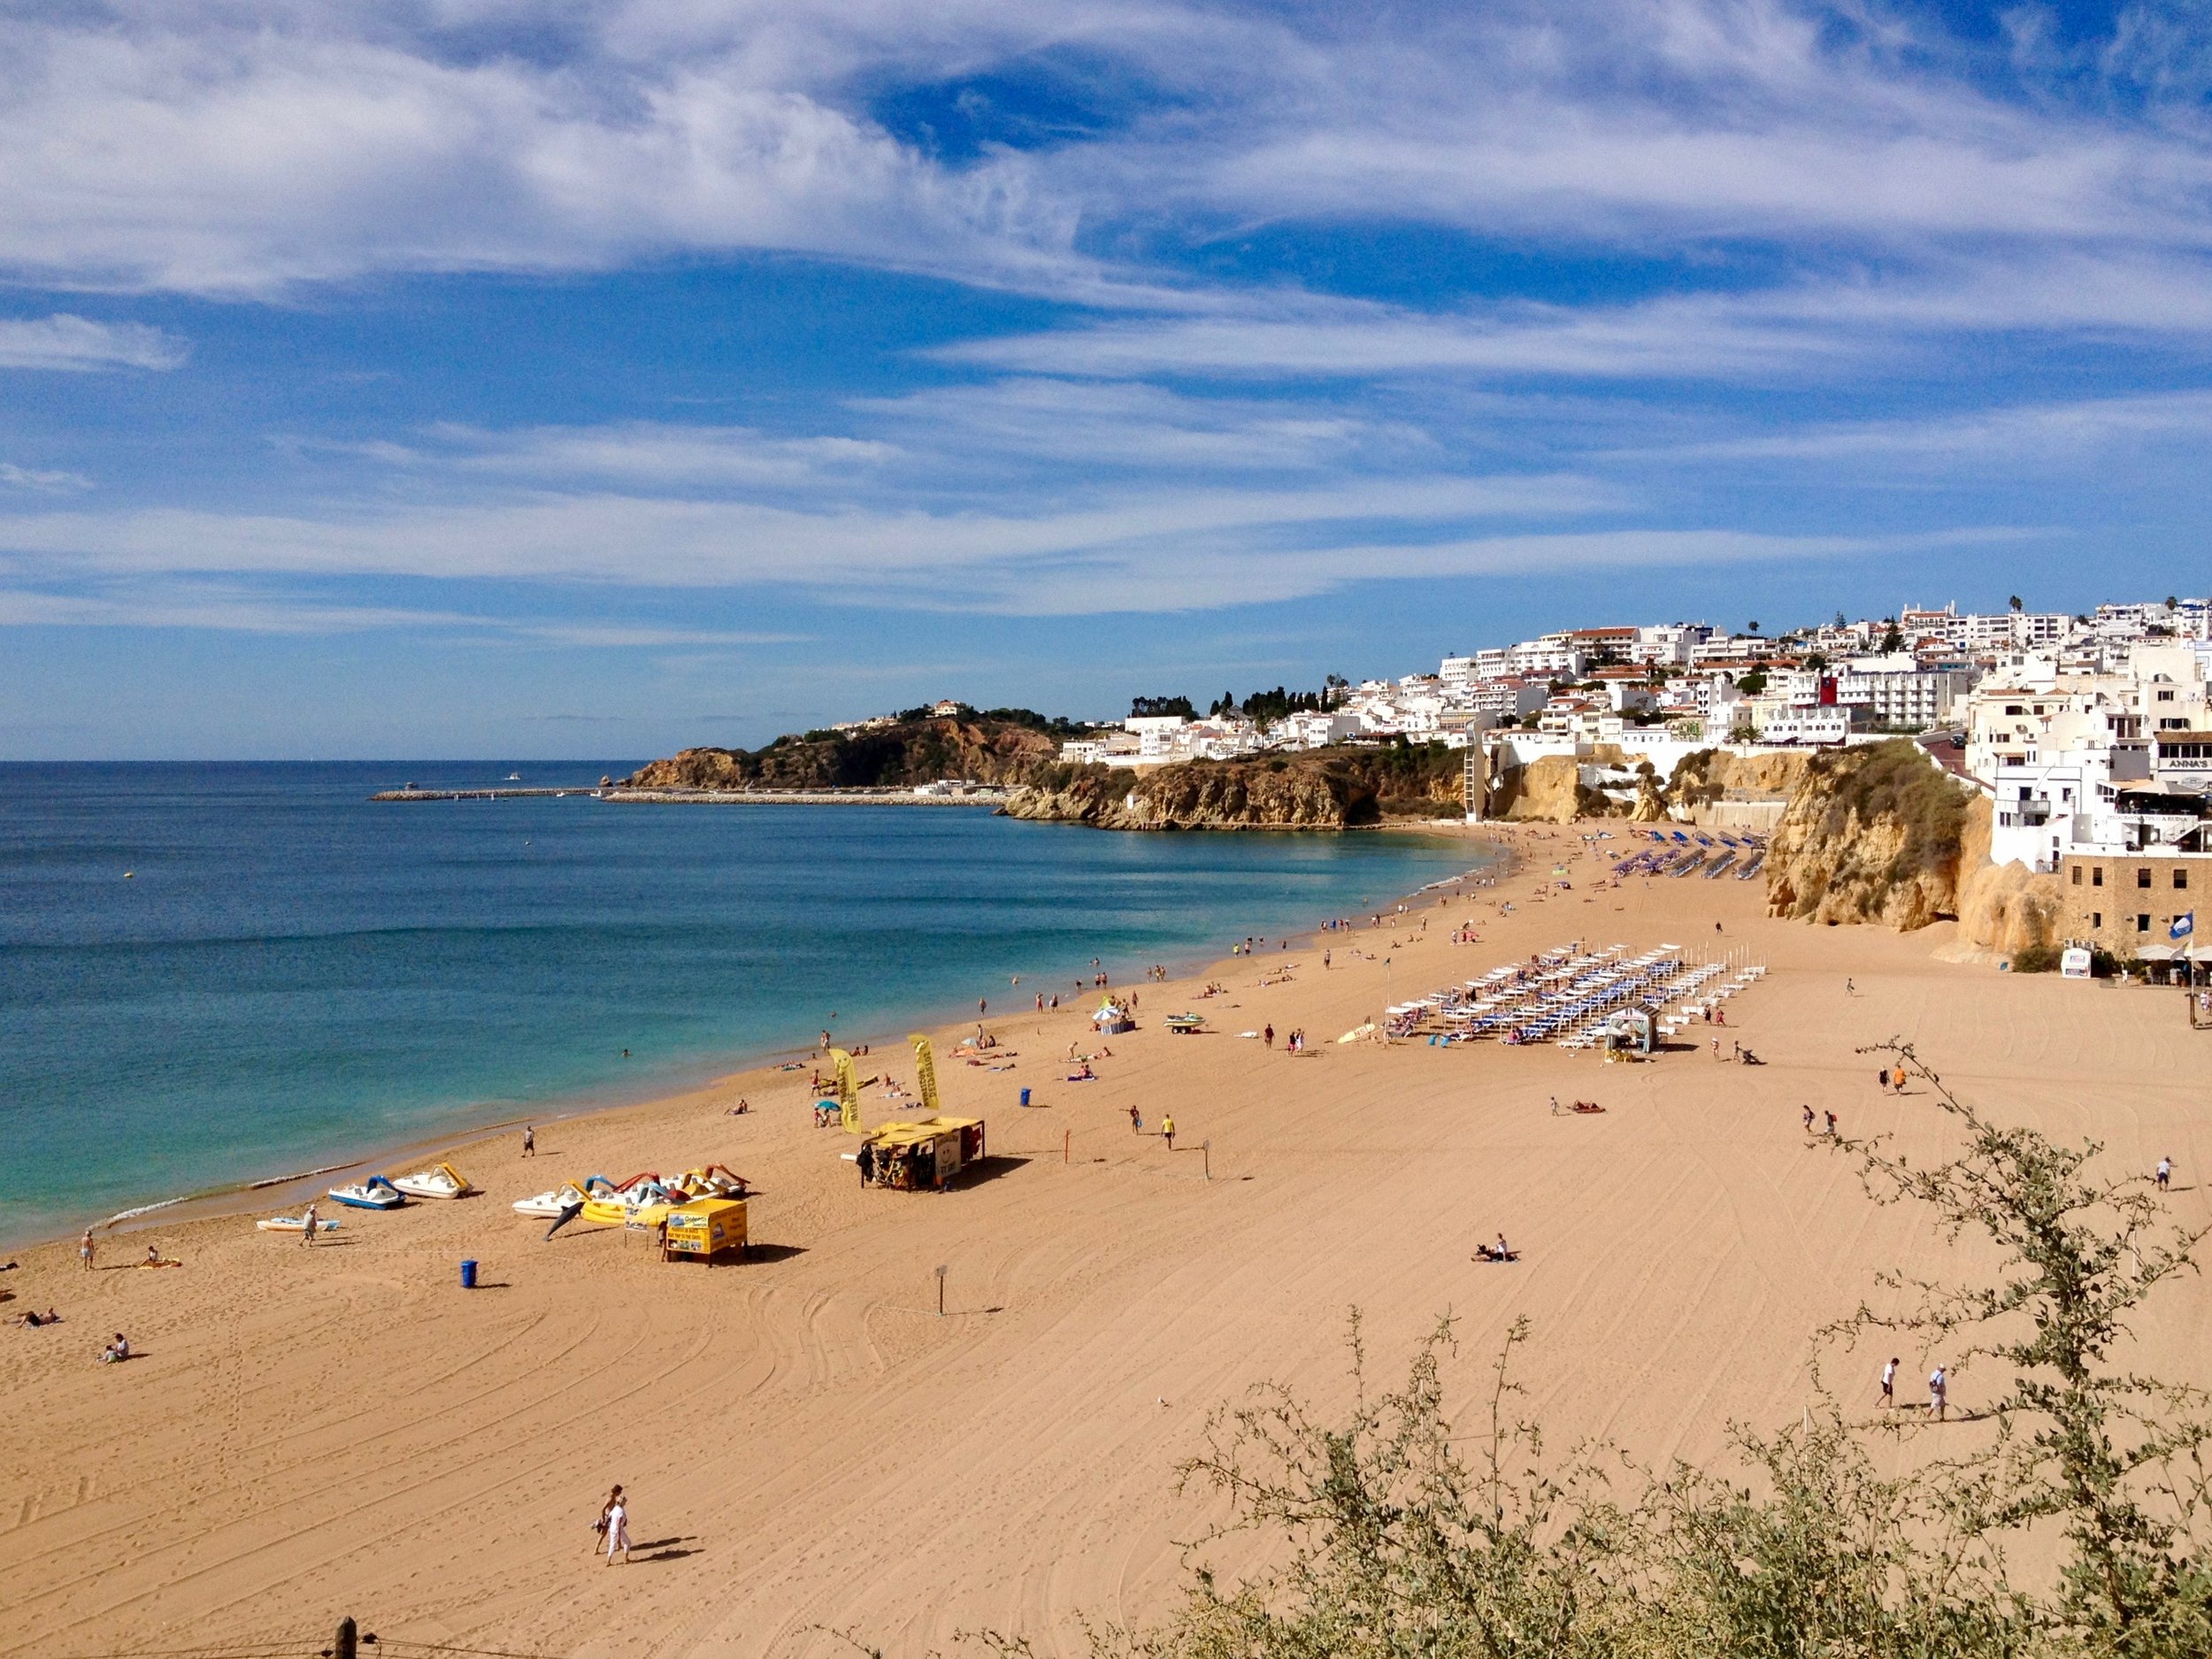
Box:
(0, 763), (1486, 1244)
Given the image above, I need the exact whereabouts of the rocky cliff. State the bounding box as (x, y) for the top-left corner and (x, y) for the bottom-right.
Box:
(1002, 745), (1459, 830)
(1951, 795), (2065, 958)
(1485, 746), (1810, 825)
(626, 713), (1064, 792)
(1763, 741), (2061, 953)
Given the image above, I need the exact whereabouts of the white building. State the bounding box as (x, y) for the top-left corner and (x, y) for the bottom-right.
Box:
(1758, 706), (1855, 745)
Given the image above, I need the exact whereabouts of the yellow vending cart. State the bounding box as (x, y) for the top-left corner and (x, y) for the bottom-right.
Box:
(661, 1197), (748, 1263)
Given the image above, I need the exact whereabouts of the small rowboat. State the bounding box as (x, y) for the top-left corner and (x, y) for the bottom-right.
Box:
(392, 1163), (474, 1200)
(257, 1215), (339, 1233)
(327, 1176), (405, 1210)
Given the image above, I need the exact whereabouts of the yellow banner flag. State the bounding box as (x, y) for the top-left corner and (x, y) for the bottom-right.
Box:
(908, 1033), (939, 1116)
(830, 1047), (862, 1133)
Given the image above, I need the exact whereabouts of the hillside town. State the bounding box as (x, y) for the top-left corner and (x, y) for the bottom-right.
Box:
(1017, 597), (2212, 960)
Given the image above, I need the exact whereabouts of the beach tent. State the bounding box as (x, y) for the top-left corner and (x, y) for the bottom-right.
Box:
(862, 1117), (986, 1191)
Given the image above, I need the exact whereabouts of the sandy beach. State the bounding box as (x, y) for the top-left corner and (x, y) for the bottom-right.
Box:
(4, 821), (2206, 1658)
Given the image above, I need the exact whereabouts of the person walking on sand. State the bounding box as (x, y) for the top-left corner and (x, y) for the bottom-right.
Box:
(2157, 1156), (2172, 1191)
(1881, 1356), (1898, 1409)
(522, 1124), (535, 1157)
(1162, 1113), (1175, 1151)
(1128, 1105), (1141, 1134)
(592, 1485), (623, 1554)
(300, 1202), (319, 1248)
(603, 1494), (632, 1564)
(1825, 1110), (1839, 1137)
(1845, 978), (1855, 997)
(1263, 1024), (1274, 1049)
(1802, 1104), (1816, 1134)
(1928, 1364), (1947, 1421)
(80, 1228), (94, 1272)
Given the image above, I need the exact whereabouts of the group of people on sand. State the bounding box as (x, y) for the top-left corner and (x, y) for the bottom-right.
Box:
(1878, 1356), (1950, 1419)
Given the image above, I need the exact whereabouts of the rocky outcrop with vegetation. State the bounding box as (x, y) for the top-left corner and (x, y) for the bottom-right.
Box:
(624, 710), (1071, 791)
(1002, 743), (1463, 830)
(1763, 740), (2062, 959)
(1764, 741), (1972, 927)
(1484, 745), (1810, 824)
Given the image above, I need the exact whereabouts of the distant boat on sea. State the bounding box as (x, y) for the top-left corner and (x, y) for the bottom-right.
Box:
(505, 772), (522, 781)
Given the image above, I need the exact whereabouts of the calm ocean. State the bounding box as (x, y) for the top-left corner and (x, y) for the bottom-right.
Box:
(0, 762), (1486, 1244)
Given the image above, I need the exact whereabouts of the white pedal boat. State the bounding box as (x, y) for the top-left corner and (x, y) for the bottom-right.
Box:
(327, 1176), (405, 1210)
(391, 1162), (474, 1200)
(257, 1214), (340, 1233)
(512, 1176), (615, 1219)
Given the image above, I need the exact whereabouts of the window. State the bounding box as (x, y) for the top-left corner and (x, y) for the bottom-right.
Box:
(2093, 867), (2104, 887)
(2178, 870), (2190, 890)
(2139, 868), (2153, 888)
(2158, 688), (2176, 702)
(2071, 865), (2082, 886)
(2093, 912), (2102, 928)
(2138, 914), (2151, 933)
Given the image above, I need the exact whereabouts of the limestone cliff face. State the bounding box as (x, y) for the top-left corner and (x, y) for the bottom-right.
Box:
(1487, 755), (1595, 822)
(1765, 742), (2064, 952)
(1002, 758), (1379, 829)
(1665, 749), (1810, 816)
(626, 716), (1060, 791)
(1953, 796), (2064, 956)
(1764, 742), (1970, 928)
(1486, 746), (1809, 825)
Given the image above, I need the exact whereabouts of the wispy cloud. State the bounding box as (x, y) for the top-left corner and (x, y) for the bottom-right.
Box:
(0, 462), (94, 491)
(0, 314), (187, 371)
(1612, 389), (2212, 463)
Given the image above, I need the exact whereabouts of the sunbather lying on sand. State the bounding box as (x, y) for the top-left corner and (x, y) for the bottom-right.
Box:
(1473, 1234), (1520, 1263)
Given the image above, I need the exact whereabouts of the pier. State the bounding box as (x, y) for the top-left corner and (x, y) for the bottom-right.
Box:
(370, 787), (603, 802)
(372, 786), (1011, 806)
(602, 787), (1010, 807)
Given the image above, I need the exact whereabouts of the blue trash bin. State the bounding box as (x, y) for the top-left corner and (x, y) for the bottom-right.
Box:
(1019, 1087), (1032, 1107)
(460, 1258), (478, 1289)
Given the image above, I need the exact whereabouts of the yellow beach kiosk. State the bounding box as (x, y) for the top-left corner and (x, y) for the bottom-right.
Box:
(661, 1197), (748, 1263)
(859, 1117), (986, 1192)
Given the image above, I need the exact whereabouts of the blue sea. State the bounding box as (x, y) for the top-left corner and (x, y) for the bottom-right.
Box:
(0, 763), (1486, 1245)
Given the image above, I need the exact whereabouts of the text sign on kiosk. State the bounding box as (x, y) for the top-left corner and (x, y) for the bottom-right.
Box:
(2061, 947), (2093, 979)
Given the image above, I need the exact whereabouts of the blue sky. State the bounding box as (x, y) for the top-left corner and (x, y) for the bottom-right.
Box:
(4, 0), (2212, 757)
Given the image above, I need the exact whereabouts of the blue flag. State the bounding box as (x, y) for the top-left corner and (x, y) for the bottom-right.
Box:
(2174, 912), (2196, 941)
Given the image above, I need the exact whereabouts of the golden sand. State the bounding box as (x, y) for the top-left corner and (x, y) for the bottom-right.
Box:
(4, 823), (2205, 1657)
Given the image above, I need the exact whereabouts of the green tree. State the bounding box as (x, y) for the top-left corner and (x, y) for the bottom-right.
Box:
(1832, 1041), (2212, 1654)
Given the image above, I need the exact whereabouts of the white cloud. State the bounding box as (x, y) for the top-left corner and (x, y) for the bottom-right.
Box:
(852, 377), (1417, 471)
(0, 313), (187, 371)
(1613, 388), (2212, 462)
(0, 462), (94, 491)
(4, 0), (2212, 322)
(437, 422), (898, 487)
